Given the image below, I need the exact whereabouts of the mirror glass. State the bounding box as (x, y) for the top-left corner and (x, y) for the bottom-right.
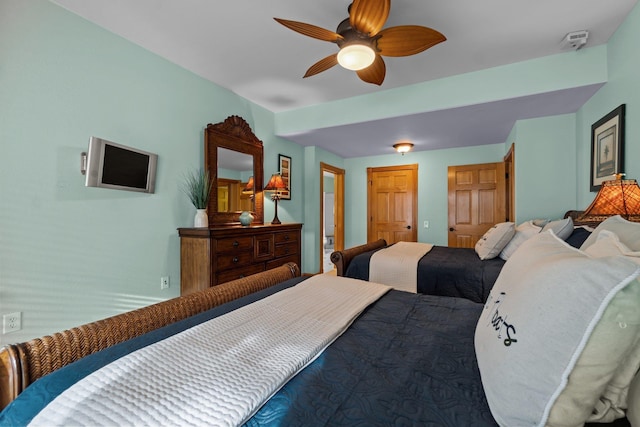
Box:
(217, 148), (254, 213)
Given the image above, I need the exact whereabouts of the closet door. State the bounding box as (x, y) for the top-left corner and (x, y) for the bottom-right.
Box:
(447, 162), (506, 248)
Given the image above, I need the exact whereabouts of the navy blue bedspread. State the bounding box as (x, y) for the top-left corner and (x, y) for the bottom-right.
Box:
(246, 291), (496, 427)
(346, 246), (505, 303)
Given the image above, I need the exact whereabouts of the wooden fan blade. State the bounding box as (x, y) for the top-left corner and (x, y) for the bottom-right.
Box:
(274, 18), (343, 43)
(356, 55), (386, 85)
(349, 0), (390, 36)
(304, 54), (339, 78)
(377, 25), (446, 57)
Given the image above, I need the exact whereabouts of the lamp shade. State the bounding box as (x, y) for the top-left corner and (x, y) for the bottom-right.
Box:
(242, 176), (254, 195)
(580, 178), (640, 223)
(264, 173), (288, 192)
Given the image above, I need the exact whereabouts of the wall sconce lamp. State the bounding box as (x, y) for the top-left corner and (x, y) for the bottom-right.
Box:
(264, 173), (289, 225)
(393, 142), (414, 155)
(579, 174), (640, 223)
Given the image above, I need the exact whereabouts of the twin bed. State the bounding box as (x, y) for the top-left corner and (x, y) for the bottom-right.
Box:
(331, 211), (592, 303)
(1, 212), (639, 426)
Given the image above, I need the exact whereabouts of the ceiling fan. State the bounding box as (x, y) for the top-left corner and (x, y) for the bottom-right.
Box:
(274, 0), (446, 85)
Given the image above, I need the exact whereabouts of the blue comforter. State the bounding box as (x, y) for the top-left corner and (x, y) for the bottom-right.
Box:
(1, 277), (497, 426)
(346, 246), (505, 303)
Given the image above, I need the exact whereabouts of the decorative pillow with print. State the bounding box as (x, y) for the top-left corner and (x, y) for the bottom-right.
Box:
(474, 222), (515, 260)
(474, 232), (640, 427)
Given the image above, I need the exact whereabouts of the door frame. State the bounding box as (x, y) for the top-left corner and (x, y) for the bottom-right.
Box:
(504, 143), (515, 222)
(320, 162), (345, 273)
(367, 164), (418, 243)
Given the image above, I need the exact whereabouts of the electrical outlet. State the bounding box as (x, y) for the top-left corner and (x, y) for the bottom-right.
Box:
(160, 276), (170, 290)
(3, 312), (22, 334)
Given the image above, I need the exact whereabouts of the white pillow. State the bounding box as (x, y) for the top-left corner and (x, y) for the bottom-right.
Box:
(475, 232), (640, 427)
(584, 230), (640, 259)
(581, 230), (640, 423)
(542, 216), (574, 241)
(581, 215), (640, 251)
(628, 370), (640, 426)
(475, 222), (515, 260)
(499, 220), (541, 260)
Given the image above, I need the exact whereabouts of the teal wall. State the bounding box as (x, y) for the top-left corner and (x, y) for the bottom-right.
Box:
(575, 2), (640, 208)
(511, 114), (578, 222)
(0, 0), (302, 344)
(2, 0), (639, 343)
(344, 144), (505, 248)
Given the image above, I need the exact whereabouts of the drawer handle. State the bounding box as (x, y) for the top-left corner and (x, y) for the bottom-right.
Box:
(284, 235), (290, 241)
(284, 248), (290, 255)
(233, 241), (239, 247)
(233, 257), (239, 263)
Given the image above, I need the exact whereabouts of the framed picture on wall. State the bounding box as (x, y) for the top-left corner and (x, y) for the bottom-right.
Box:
(278, 154), (291, 200)
(590, 104), (625, 191)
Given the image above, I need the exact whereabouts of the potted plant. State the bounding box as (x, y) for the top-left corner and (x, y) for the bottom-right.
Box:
(182, 168), (213, 227)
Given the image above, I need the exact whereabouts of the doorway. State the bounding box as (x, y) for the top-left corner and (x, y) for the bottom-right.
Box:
(320, 163), (345, 273)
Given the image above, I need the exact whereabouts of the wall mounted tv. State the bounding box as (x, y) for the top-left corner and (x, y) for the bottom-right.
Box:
(84, 136), (158, 193)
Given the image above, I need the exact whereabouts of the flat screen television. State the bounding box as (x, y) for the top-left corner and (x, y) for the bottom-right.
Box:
(84, 136), (158, 193)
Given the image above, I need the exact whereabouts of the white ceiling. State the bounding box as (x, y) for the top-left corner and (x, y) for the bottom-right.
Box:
(51, 0), (637, 157)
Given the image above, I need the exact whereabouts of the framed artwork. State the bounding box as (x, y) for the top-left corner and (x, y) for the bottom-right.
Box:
(278, 154), (291, 200)
(590, 104), (625, 191)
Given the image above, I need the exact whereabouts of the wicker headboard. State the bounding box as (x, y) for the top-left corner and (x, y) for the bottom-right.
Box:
(0, 262), (300, 410)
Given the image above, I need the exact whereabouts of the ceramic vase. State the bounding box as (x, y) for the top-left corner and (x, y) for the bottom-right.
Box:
(194, 209), (208, 228)
(239, 211), (254, 226)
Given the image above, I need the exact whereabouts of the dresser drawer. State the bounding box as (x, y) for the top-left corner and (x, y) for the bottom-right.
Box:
(217, 236), (253, 252)
(217, 251), (253, 271)
(216, 263), (265, 285)
(274, 231), (298, 244)
(274, 242), (297, 258)
(266, 254), (299, 271)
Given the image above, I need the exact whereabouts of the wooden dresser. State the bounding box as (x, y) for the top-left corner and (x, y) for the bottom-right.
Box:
(178, 223), (302, 295)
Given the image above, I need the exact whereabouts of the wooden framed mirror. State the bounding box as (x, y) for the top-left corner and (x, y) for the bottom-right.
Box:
(205, 115), (264, 226)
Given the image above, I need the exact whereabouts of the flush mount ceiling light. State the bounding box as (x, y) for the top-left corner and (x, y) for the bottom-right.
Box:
(393, 142), (414, 154)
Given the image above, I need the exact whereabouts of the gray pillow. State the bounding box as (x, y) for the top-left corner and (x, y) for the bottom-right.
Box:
(475, 232), (640, 427)
(541, 216), (574, 240)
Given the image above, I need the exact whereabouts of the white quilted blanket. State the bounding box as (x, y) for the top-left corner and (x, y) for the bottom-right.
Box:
(370, 241), (434, 293)
(29, 275), (390, 427)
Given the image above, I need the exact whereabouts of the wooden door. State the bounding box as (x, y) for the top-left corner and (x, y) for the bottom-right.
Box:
(448, 162), (506, 248)
(367, 164), (418, 244)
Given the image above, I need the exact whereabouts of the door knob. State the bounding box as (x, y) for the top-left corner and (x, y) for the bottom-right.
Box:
(406, 225), (411, 230)
(449, 227), (455, 232)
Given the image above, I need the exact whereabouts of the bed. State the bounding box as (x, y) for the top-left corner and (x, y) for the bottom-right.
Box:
(331, 211), (593, 303)
(1, 213), (639, 426)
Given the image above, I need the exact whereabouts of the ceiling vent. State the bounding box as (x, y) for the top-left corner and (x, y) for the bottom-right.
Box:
(561, 30), (589, 50)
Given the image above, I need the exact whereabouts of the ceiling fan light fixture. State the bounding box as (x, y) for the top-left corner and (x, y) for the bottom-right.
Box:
(337, 43), (375, 71)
